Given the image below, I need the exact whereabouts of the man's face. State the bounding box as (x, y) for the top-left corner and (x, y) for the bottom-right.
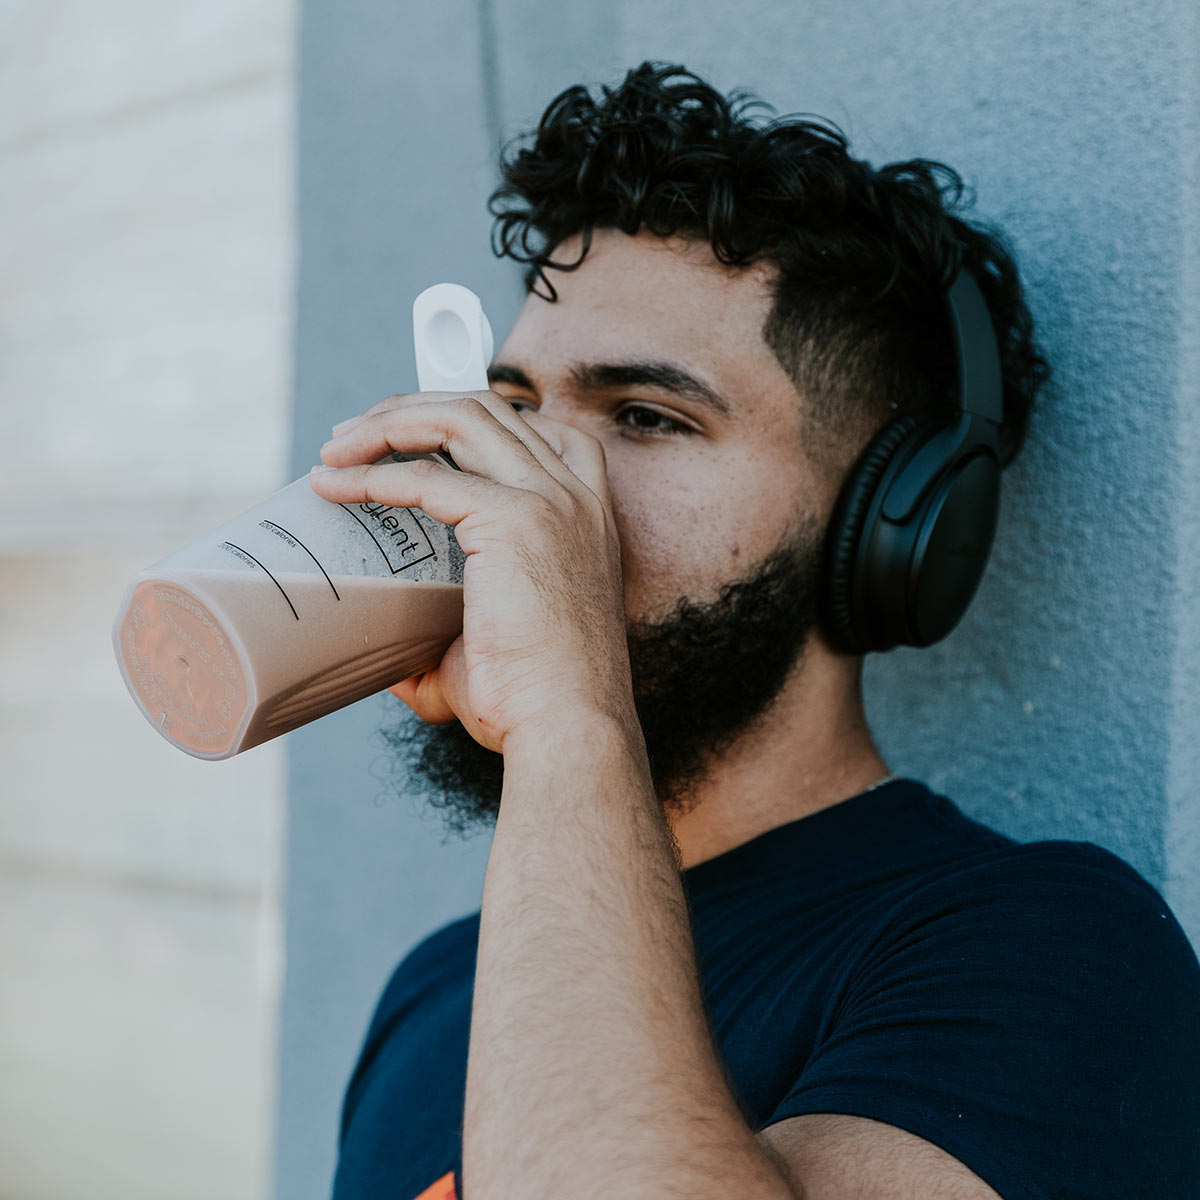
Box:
(490, 229), (832, 623)
(382, 230), (837, 828)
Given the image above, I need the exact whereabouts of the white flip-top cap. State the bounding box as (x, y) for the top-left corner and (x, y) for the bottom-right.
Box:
(413, 283), (495, 393)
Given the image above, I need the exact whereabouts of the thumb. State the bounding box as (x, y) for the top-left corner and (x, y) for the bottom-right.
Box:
(388, 669), (457, 725)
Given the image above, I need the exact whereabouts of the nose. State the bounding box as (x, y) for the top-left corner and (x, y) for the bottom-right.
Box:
(505, 390), (592, 439)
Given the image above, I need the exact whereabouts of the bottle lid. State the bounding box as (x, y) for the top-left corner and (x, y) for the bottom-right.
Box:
(413, 283), (494, 393)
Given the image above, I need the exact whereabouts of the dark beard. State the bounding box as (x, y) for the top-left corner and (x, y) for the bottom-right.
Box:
(375, 519), (823, 837)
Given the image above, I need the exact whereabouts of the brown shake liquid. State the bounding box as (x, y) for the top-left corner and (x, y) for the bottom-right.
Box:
(114, 569), (463, 759)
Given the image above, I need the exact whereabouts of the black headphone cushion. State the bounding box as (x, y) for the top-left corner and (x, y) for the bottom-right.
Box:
(823, 414), (932, 654)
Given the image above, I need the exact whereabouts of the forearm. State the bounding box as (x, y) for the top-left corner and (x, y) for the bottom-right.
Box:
(462, 710), (795, 1200)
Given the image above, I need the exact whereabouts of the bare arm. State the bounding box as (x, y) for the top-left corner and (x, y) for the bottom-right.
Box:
(760, 1114), (1002, 1200)
(464, 710), (794, 1198)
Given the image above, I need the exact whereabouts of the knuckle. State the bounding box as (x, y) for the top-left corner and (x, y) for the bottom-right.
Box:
(573, 487), (607, 525)
(518, 491), (557, 523)
(482, 390), (520, 415)
(366, 393), (407, 419)
(405, 457), (440, 480)
(583, 432), (606, 461)
(559, 422), (600, 456)
(449, 395), (488, 421)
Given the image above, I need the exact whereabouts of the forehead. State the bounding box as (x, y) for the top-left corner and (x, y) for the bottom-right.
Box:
(498, 230), (794, 403)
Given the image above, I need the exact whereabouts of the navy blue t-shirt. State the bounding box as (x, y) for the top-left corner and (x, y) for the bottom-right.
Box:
(333, 779), (1200, 1199)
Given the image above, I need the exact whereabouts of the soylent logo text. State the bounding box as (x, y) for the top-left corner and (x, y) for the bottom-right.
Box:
(342, 502), (437, 574)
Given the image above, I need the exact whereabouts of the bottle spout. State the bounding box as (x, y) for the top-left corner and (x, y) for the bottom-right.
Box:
(412, 283), (494, 393)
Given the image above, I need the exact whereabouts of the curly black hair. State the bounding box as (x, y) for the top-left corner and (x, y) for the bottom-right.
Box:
(489, 62), (1050, 471)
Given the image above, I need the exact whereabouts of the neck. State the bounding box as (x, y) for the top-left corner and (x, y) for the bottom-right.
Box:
(665, 647), (889, 870)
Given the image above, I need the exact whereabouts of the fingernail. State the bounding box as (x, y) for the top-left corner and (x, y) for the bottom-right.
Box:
(331, 416), (364, 436)
(310, 463), (336, 474)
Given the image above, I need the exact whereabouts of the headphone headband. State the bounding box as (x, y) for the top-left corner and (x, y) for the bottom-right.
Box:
(945, 270), (1003, 426)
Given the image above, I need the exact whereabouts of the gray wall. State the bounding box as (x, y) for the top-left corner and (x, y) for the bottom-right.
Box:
(2, 3), (293, 1197)
(277, 3), (1200, 1196)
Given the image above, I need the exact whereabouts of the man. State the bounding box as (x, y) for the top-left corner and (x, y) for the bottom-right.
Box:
(311, 63), (1200, 1199)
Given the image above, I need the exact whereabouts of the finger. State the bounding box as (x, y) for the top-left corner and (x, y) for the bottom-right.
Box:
(334, 391), (579, 485)
(333, 390), (525, 440)
(331, 390), (456, 436)
(389, 647), (489, 747)
(331, 393), (415, 437)
(322, 396), (539, 485)
(468, 392), (582, 483)
(463, 390), (568, 474)
(309, 455), (521, 534)
(388, 673), (457, 724)
(321, 395), (578, 493)
(520, 412), (611, 505)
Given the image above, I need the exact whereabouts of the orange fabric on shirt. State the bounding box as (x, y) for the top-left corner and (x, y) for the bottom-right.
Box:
(412, 1170), (457, 1200)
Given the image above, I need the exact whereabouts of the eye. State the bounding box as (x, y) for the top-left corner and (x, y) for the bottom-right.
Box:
(495, 392), (538, 415)
(615, 404), (693, 436)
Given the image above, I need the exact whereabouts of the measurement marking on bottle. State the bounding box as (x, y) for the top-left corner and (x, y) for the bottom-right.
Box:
(260, 520), (341, 600)
(222, 541), (300, 620)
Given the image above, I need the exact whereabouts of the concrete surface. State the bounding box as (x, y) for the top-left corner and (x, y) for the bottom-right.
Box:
(1, 1), (294, 1196)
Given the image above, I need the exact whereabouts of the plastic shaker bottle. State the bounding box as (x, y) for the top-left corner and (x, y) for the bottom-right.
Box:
(111, 283), (492, 759)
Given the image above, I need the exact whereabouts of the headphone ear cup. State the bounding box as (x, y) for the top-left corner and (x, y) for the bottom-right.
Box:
(823, 414), (932, 655)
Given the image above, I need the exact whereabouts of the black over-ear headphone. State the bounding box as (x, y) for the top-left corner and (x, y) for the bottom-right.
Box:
(822, 269), (1003, 654)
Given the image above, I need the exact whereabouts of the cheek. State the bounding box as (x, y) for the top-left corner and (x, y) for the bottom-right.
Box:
(608, 458), (800, 620)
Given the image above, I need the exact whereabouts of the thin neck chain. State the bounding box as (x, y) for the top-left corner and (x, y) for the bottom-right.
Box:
(863, 772), (901, 795)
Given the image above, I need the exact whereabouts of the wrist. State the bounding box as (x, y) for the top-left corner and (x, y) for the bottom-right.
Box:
(501, 699), (648, 776)
(498, 645), (640, 750)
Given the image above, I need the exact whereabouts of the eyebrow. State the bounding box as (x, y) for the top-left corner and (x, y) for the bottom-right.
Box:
(488, 363), (537, 390)
(488, 360), (731, 418)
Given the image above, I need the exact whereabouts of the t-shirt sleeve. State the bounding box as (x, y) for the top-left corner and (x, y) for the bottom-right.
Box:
(339, 912), (479, 1147)
(763, 843), (1200, 1200)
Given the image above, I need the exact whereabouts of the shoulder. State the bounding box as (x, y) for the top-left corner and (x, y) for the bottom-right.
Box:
(397, 910), (481, 976)
(871, 786), (1186, 941)
(772, 833), (1200, 1196)
(921, 835), (1186, 940)
(364, 911), (481, 1037)
(879, 833), (1197, 978)
(393, 909), (480, 985)
(827, 822), (1200, 1093)
(857, 833), (1200, 1111)
(340, 912), (480, 1126)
